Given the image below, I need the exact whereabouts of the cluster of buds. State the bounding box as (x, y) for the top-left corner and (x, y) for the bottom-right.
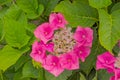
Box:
(30, 12), (93, 77)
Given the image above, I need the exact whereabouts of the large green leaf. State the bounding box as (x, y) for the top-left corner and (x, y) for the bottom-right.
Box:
(0, 45), (24, 71)
(54, 0), (98, 27)
(40, 0), (60, 15)
(45, 70), (72, 80)
(0, 0), (12, 5)
(22, 61), (39, 78)
(111, 2), (120, 12)
(3, 18), (30, 48)
(88, 0), (112, 9)
(97, 70), (112, 80)
(0, 19), (4, 41)
(16, 0), (44, 19)
(99, 9), (120, 52)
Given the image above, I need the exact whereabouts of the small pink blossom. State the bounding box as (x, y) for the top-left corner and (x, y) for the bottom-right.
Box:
(43, 55), (64, 77)
(110, 69), (120, 80)
(30, 41), (46, 63)
(34, 23), (54, 43)
(59, 52), (79, 70)
(74, 45), (91, 62)
(49, 12), (68, 30)
(96, 52), (116, 73)
(74, 26), (93, 47)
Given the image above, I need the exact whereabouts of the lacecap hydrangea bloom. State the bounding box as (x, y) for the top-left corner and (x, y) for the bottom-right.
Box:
(96, 52), (120, 80)
(30, 12), (93, 77)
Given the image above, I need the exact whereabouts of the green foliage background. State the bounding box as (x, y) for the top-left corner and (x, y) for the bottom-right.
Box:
(0, 0), (120, 80)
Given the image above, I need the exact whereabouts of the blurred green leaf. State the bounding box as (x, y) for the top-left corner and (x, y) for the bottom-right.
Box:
(67, 71), (80, 80)
(14, 54), (30, 71)
(54, 0), (98, 27)
(0, 19), (4, 42)
(80, 73), (86, 80)
(0, 0), (12, 5)
(3, 18), (30, 48)
(22, 61), (38, 78)
(88, 0), (112, 9)
(99, 9), (120, 52)
(111, 2), (120, 12)
(0, 45), (24, 71)
(16, 0), (44, 19)
(45, 70), (72, 80)
(97, 70), (112, 80)
(14, 70), (30, 80)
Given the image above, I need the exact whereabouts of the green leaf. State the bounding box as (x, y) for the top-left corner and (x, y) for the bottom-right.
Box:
(0, 45), (24, 71)
(99, 9), (120, 52)
(43, 0), (60, 15)
(38, 68), (45, 80)
(54, 0), (98, 27)
(0, 0), (12, 5)
(22, 61), (38, 78)
(111, 2), (120, 12)
(14, 54), (30, 71)
(88, 0), (112, 9)
(16, 0), (38, 13)
(45, 70), (72, 80)
(67, 71), (80, 80)
(14, 70), (30, 80)
(0, 7), (8, 19)
(16, 0), (44, 19)
(0, 19), (4, 41)
(97, 70), (112, 80)
(5, 4), (27, 25)
(3, 18), (30, 48)
(80, 73), (86, 80)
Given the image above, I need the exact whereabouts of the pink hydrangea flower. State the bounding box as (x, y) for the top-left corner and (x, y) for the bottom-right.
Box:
(74, 45), (91, 62)
(43, 55), (64, 77)
(49, 12), (68, 30)
(96, 52), (116, 73)
(110, 69), (120, 80)
(34, 23), (54, 43)
(59, 52), (79, 70)
(74, 26), (93, 47)
(30, 41), (46, 63)
(30, 12), (93, 77)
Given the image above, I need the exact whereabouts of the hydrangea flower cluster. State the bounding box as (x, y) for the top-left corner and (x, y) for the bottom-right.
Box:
(30, 12), (93, 77)
(96, 52), (120, 80)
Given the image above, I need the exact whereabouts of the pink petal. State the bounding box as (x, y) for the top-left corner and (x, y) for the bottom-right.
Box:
(74, 26), (93, 47)
(30, 41), (46, 63)
(96, 52), (116, 73)
(49, 13), (68, 30)
(43, 55), (64, 77)
(74, 45), (91, 62)
(59, 53), (79, 70)
(34, 23), (54, 43)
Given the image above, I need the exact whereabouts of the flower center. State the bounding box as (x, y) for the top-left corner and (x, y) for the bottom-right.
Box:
(82, 35), (86, 38)
(52, 27), (76, 55)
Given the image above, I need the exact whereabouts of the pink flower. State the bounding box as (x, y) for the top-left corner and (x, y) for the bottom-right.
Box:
(43, 55), (64, 77)
(74, 45), (91, 62)
(34, 23), (54, 43)
(30, 41), (46, 63)
(74, 26), (93, 47)
(49, 13), (68, 30)
(96, 52), (116, 73)
(59, 52), (79, 70)
(110, 69), (120, 80)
